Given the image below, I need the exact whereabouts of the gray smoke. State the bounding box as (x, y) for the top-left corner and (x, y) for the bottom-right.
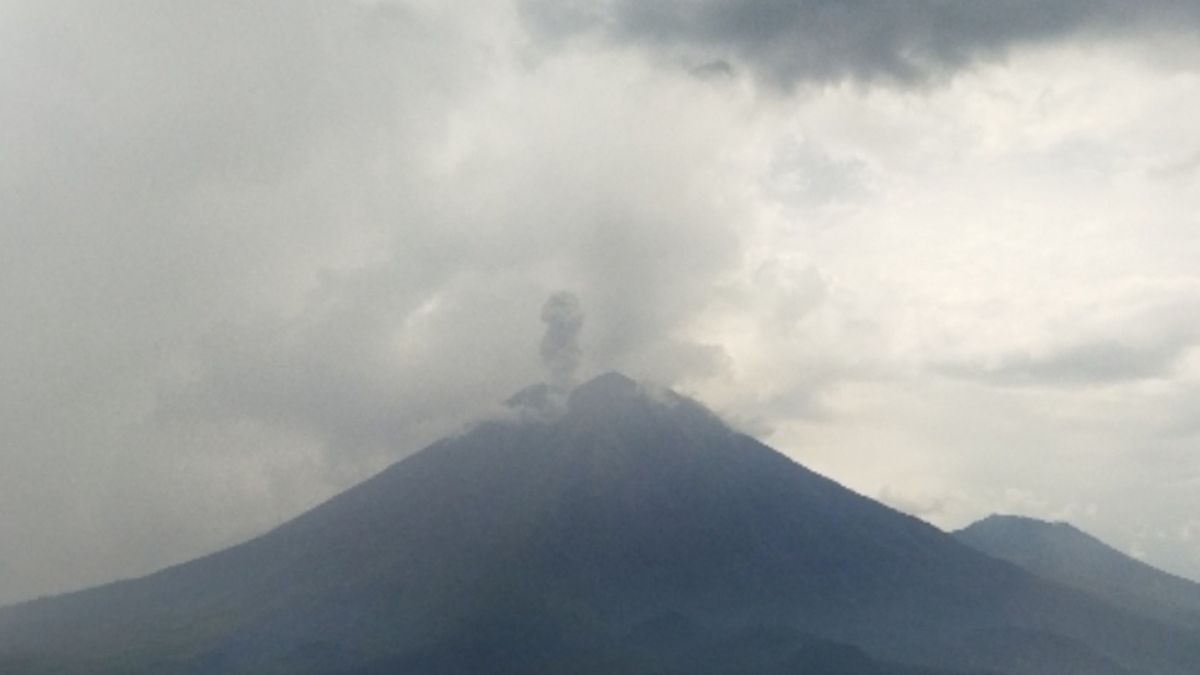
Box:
(540, 292), (585, 389)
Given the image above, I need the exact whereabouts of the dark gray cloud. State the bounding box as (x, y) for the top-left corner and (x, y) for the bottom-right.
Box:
(522, 0), (1200, 87)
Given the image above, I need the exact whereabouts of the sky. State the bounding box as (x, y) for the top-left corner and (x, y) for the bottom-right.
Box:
(2, 0), (1200, 605)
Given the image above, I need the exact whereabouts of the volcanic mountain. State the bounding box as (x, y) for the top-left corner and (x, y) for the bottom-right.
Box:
(956, 514), (1200, 632)
(2, 373), (1199, 674)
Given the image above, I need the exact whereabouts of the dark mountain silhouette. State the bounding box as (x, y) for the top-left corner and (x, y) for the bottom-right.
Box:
(2, 373), (1199, 674)
(955, 514), (1200, 631)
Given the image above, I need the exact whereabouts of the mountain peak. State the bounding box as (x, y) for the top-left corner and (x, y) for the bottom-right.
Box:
(956, 512), (1200, 630)
(501, 372), (724, 441)
(505, 372), (651, 420)
(971, 513), (1079, 533)
(567, 371), (641, 409)
(577, 370), (639, 393)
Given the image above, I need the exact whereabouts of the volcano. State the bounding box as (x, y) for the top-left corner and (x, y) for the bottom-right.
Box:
(2, 373), (1198, 674)
(956, 514), (1200, 632)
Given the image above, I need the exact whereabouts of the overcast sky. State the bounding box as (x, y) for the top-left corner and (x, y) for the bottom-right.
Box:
(3, 0), (1200, 605)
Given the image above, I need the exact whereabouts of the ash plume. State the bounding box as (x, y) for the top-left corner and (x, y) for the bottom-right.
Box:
(540, 292), (584, 389)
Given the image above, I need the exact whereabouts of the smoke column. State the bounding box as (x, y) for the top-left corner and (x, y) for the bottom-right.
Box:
(540, 292), (584, 389)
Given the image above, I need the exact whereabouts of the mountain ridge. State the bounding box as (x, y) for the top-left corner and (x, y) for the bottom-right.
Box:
(956, 513), (1200, 631)
(3, 373), (1199, 674)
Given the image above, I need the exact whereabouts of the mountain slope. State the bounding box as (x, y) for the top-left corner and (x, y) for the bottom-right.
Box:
(2, 373), (1199, 674)
(956, 514), (1200, 631)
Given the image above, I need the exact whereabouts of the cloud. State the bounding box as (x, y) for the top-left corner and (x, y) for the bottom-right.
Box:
(1148, 149), (1200, 180)
(151, 36), (755, 451)
(878, 485), (950, 518)
(0, 0), (764, 604)
(6, 0), (1200, 606)
(521, 0), (1200, 88)
(939, 337), (1194, 386)
(934, 290), (1200, 387)
(0, 0), (469, 604)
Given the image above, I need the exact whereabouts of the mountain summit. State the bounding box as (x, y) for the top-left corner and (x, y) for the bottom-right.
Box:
(2, 373), (1199, 674)
(956, 514), (1200, 631)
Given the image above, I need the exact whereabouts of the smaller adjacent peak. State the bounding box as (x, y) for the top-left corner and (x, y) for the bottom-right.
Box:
(956, 511), (1200, 627)
(979, 513), (1042, 525)
(961, 514), (1079, 536)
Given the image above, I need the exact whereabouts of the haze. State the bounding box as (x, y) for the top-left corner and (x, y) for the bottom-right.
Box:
(2, 0), (1199, 606)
